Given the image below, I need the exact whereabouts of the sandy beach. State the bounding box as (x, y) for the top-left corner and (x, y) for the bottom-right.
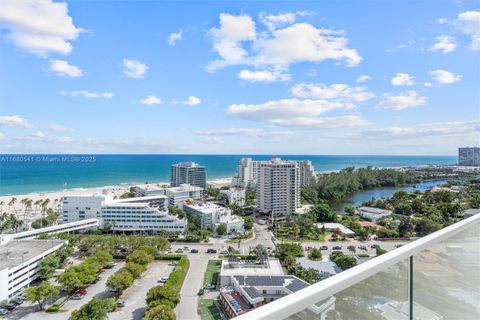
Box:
(0, 178), (233, 222)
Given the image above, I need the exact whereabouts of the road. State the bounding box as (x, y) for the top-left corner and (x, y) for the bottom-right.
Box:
(109, 262), (172, 320)
(175, 253), (209, 320)
(297, 240), (408, 256)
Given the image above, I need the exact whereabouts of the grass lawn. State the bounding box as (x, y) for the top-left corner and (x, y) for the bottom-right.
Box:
(199, 299), (223, 320)
(203, 259), (222, 286)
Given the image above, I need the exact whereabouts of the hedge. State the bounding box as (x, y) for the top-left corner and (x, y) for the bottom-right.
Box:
(46, 305), (60, 312)
(165, 256), (189, 291)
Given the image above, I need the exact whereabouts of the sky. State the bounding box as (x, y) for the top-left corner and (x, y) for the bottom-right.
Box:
(0, 0), (479, 155)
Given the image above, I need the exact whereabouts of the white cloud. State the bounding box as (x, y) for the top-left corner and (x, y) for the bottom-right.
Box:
(48, 124), (67, 131)
(139, 95), (162, 105)
(259, 12), (296, 31)
(291, 83), (374, 105)
(0, 0), (82, 56)
(0, 115), (32, 128)
(456, 10), (480, 50)
(430, 35), (457, 53)
(200, 137), (224, 144)
(227, 98), (369, 128)
(30, 131), (46, 140)
(49, 60), (83, 77)
(357, 75), (371, 83)
(0, 132), (5, 141)
(424, 82), (433, 87)
(429, 69), (462, 84)
(60, 90), (114, 99)
(360, 120), (480, 139)
(193, 128), (293, 137)
(375, 91), (427, 110)
(182, 96), (201, 106)
(437, 18), (448, 25)
(123, 59), (148, 79)
(390, 73), (415, 86)
(168, 29), (183, 46)
(238, 69), (291, 82)
(207, 13), (361, 71)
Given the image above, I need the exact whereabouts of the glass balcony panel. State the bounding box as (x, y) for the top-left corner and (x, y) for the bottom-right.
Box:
(413, 220), (480, 320)
(283, 259), (409, 320)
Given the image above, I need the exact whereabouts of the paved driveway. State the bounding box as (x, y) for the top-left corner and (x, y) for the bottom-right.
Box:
(176, 253), (209, 320)
(109, 261), (172, 320)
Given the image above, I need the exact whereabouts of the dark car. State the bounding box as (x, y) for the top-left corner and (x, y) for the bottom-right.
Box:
(190, 249), (199, 253)
(320, 246), (328, 250)
(206, 249), (217, 254)
(332, 246), (342, 250)
(358, 245), (367, 250)
(116, 300), (126, 307)
(4, 304), (16, 311)
(197, 288), (205, 295)
(371, 244), (379, 249)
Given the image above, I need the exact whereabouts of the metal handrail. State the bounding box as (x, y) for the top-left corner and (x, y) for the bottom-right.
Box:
(233, 213), (480, 320)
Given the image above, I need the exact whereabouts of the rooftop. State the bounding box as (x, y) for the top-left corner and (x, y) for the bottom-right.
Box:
(316, 223), (355, 235)
(221, 258), (284, 277)
(0, 240), (65, 271)
(296, 258), (342, 276)
(358, 206), (393, 215)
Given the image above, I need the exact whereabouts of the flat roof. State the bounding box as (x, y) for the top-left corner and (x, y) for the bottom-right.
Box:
(221, 258), (284, 277)
(296, 258), (342, 275)
(316, 223), (355, 235)
(0, 240), (65, 271)
(358, 207), (393, 215)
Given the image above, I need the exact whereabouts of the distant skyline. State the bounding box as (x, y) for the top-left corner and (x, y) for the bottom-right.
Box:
(0, 1), (479, 155)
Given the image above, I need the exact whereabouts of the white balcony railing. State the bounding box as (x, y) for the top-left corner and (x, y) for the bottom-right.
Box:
(234, 213), (480, 320)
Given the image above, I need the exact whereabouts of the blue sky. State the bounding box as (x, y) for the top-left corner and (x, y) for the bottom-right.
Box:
(0, 0), (479, 155)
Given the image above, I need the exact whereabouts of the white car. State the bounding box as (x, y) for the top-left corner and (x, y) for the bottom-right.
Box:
(158, 277), (168, 283)
(219, 250), (228, 254)
(0, 309), (8, 315)
(175, 248), (184, 253)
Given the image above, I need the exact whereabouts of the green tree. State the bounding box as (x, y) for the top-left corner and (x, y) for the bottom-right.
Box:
(309, 248), (322, 261)
(144, 303), (176, 320)
(216, 224), (226, 235)
(344, 205), (355, 216)
(124, 262), (147, 279)
(243, 216), (253, 230)
(58, 268), (83, 292)
(126, 249), (153, 265)
(311, 204), (336, 222)
(330, 252), (357, 270)
(146, 285), (180, 308)
(69, 298), (116, 320)
(106, 270), (134, 292)
(25, 281), (59, 310)
(37, 254), (61, 279)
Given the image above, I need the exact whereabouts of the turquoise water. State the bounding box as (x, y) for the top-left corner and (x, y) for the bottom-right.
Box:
(0, 154), (456, 195)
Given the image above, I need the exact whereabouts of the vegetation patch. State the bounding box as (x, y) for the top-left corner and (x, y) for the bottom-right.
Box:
(203, 260), (222, 286)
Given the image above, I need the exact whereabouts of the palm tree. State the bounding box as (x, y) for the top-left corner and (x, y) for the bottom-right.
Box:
(0, 201), (4, 213)
(8, 197), (17, 214)
(34, 200), (42, 215)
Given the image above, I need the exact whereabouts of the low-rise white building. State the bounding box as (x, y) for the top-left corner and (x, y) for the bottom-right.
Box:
(219, 257), (284, 286)
(135, 183), (204, 208)
(316, 223), (356, 237)
(357, 207), (393, 221)
(0, 240), (65, 301)
(221, 188), (246, 206)
(183, 201), (244, 234)
(61, 194), (186, 234)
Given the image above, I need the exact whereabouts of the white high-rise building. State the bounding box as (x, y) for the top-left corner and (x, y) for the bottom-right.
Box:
(256, 158), (301, 216)
(61, 194), (186, 233)
(458, 147), (480, 166)
(231, 158), (315, 189)
(183, 200), (244, 234)
(171, 161), (207, 189)
(135, 183), (204, 208)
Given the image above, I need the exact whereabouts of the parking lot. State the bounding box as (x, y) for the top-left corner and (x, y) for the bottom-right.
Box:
(109, 261), (173, 320)
(300, 240), (409, 257)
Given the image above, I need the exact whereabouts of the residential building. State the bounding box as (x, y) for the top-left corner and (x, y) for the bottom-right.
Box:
(316, 223), (356, 237)
(256, 158), (300, 216)
(296, 258), (342, 276)
(61, 194), (186, 233)
(183, 200), (244, 234)
(221, 188), (246, 206)
(135, 183), (204, 208)
(357, 206), (393, 221)
(219, 257), (284, 287)
(458, 147), (480, 166)
(231, 157), (315, 189)
(170, 161), (207, 189)
(0, 240), (65, 301)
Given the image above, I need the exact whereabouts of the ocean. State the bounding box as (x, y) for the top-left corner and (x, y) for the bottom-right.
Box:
(0, 154), (457, 196)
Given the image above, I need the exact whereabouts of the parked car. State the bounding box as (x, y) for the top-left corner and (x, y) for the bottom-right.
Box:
(12, 298), (24, 305)
(76, 289), (87, 295)
(371, 244), (379, 249)
(332, 246), (342, 250)
(197, 288), (205, 295)
(108, 288), (119, 293)
(395, 244), (403, 248)
(358, 245), (367, 250)
(175, 248), (184, 253)
(183, 246), (190, 251)
(206, 249), (217, 254)
(204, 284), (215, 289)
(190, 249), (199, 253)
(219, 250), (228, 254)
(0, 309), (8, 315)
(70, 294), (84, 300)
(168, 261), (177, 266)
(116, 300), (126, 307)
(158, 277), (168, 283)
(305, 246), (313, 251)
(106, 262), (117, 269)
(320, 246), (328, 250)
(4, 303), (16, 311)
